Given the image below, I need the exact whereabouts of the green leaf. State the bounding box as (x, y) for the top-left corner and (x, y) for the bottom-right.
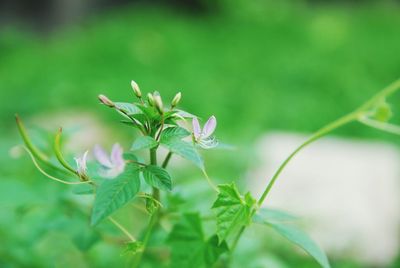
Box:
(204, 235), (229, 266)
(122, 241), (144, 256)
(168, 213), (228, 267)
(160, 127), (191, 141)
(136, 104), (159, 120)
(91, 165), (141, 225)
(253, 208), (297, 223)
(114, 102), (142, 115)
(144, 194), (159, 215)
(131, 136), (158, 151)
(254, 211), (330, 268)
(212, 183), (256, 243)
(142, 165), (172, 191)
(161, 139), (204, 169)
(123, 152), (138, 162)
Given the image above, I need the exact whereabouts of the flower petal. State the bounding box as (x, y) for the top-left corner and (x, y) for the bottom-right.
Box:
(111, 143), (125, 167)
(202, 115), (217, 138)
(93, 145), (113, 168)
(192, 117), (201, 139)
(81, 151), (89, 172)
(75, 151), (89, 176)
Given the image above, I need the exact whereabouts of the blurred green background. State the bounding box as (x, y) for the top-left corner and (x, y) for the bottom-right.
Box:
(1, 0), (400, 267)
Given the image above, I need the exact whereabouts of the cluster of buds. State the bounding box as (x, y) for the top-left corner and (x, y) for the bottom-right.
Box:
(98, 80), (182, 115)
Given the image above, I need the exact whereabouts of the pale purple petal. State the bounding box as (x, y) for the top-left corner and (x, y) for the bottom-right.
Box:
(93, 145), (112, 168)
(192, 117), (201, 139)
(110, 143), (124, 167)
(202, 116), (217, 138)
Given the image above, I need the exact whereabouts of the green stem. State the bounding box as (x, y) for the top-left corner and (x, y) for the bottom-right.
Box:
(257, 111), (359, 205)
(162, 151), (173, 168)
(132, 147), (160, 267)
(231, 78), (400, 253)
(358, 116), (400, 136)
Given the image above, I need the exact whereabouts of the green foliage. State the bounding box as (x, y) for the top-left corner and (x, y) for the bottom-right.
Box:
(168, 213), (228, 267)
(160, 127), (191, 141)
(122, 241), (144, 256)
(160, 137), (204, 169)
(91, 164), (141, 225)
(212, 183), (256, 243)
(142, 165), (172, 191)
(114, 102), (142, 116)
(131, 136), (158, 151)
(254, 209), (330, 268)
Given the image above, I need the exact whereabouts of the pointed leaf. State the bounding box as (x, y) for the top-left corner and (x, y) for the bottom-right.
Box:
(142, 165), (172, 191)
(131, 136), (158, 151)
(204, 235), (229, 266)
(212, 183), (256, 243)
(254, 210), (330, 268)
(160, 127), (191, 141)
(161, 139), (204, 169)
(168, 213), (228, 267)
(114, 102), (142, 115)
(253, 208), (297, 223)
(91, 164), (141, 225)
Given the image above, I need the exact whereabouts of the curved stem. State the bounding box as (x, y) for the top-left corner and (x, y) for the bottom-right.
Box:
(202, 169), (218, 192)
(257, 111), (360, 205)
(109, 216), (136, 242)
(358, 116), (400, 136)
(24, 148), (90, 185)
(231, 79), (400, 253)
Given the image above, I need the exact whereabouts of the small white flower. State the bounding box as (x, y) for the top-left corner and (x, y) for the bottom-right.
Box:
(192, 116), (218, 149)
(93, 143), (125, 178)
(75, 151), (89, 177)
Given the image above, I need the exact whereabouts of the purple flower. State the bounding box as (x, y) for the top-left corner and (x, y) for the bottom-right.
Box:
(74, 151), (88, 177)
(192, 116), (218, 149)
(93, 143), (126, 178)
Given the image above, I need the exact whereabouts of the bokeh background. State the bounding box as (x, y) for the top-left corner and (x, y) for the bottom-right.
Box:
(1, 0), (400, 267)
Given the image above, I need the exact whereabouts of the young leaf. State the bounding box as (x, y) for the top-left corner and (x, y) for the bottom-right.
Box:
(212, 183), (256, 243)
(160, 126), (191, 141)
(122, 241), (144, 256)
(114, 102), (142, 115)
(168, 213), (228, 267)
(123, 152), (138, 162)
(161, 139), (204, 169)
(142, 165), (172, 191)
(131, 136), (158, 151)
(254, 211), (330, 268)
(91, 164), (141, 226)
(145, 195), (159, 215)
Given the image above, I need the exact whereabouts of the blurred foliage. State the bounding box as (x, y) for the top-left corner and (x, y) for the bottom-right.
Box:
(1, 0), (400, 267)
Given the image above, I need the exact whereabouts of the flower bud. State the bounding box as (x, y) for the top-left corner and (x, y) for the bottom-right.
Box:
(98, 94), (114, 107)
(147, 93), (155, 106)
(131, 80), (142, 98)
(171, 92), (181, 108)
(154, 95), (164, 114)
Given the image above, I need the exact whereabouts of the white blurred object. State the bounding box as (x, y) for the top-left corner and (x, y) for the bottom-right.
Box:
(247, 132), (400, 266)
